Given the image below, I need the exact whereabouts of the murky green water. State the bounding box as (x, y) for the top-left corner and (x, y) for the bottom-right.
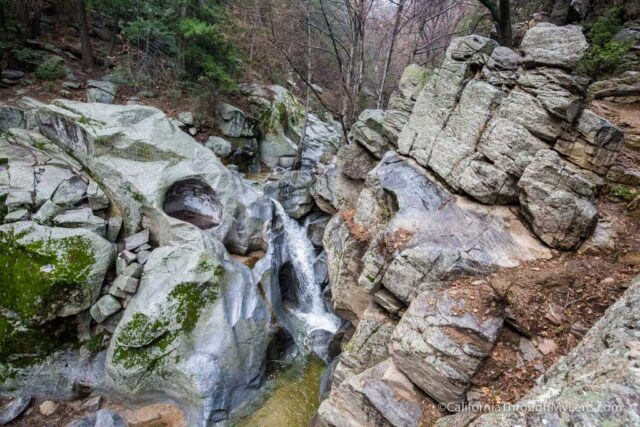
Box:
(236, 358), (324, 427)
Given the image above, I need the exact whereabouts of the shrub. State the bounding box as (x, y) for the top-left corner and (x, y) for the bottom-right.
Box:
(11, 48), (47, 71)
(578, 7), (633, 77)
(611, 186), (637, 201)
(35, 56), (70, 81)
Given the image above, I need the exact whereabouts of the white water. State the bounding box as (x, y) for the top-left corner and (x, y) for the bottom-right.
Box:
(273, 202), (340, 335)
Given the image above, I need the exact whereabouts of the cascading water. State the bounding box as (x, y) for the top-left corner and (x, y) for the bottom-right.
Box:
(273, 201), (340, 338)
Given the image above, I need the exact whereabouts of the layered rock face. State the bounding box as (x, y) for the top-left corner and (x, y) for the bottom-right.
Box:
(397, 24), (621, 250)
(317, 23), (628, 426)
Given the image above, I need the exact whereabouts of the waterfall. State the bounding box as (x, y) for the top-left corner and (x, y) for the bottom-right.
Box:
(273, 202), (340, 336)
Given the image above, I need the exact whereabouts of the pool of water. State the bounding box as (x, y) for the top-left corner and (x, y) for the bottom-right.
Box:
(236, 357), (325, 427)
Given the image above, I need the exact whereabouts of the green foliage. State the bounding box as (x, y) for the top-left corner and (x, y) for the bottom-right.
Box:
(35, 55), (70, 81)
(611, 186), (637, 201)
(11, 48), (47, 71)
(578, 7), (633, 77)
(111, 0), (240, 89)
(180, 12), (240, 90)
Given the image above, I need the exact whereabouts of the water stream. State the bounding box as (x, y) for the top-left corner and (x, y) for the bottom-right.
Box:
(273, 201), (340, 336)
(235, 200), (339, 426)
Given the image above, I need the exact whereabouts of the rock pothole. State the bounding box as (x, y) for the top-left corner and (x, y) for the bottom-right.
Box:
(162, 179), (223, 229)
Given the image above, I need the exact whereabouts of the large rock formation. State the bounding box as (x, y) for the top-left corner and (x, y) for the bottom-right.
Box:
(239, 84), (343, 169)
(317, 23), (629, 427)
(35, 100), (272, 255)
(0, 99), (300, 424)
(356, 153), (550, 305)
(396, 25), (622, 249)
(390, 283), (504, 406)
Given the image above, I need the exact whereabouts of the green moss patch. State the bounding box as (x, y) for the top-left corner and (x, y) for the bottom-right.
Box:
(0, 227), (96, 322)
(0, 226), (96, 361)
(111, 262), (224, 375)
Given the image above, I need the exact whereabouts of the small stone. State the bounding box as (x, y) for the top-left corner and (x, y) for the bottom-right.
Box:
(112, 275), (139, 293)
(136, 250), (151, 265)
(60, 90), (72, 99)
(39, 401), (57, 416)
(124, 229), (149, 251)
(81, 396), (102, 412)
(90, 295), (122, 323)
(115, 257), (127, 275)
(537, 338), (558, 355)
(177, 111), (194, 126)
(62, 81), (82, 90)
(107, 216), (122, 242)
(109, 285), (129, 298)
(120, 250), (137, 264)
(1, 70), (25, 80)
(188, 127), (197, 136)
(519, 338), (542, 363)
(95, 409), (127, 427)
(4, 208), (30, 222)
(87, 181), (109, 211)
(123, 262), (143, 279)
(134, 243), (151, 253)
(204, 136), (232, 157)
(0, 395), (31, 425)
(33, 200), (64, 224)
(52, 176), (87, 206)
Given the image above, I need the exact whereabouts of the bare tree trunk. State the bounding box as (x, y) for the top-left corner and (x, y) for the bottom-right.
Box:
(498, 0), (513, 48)
(478, 0), (512, 48)
(294, 14), (313, 171)
(29, 0), (42, 39)
(77, 0), (94, 71)
(104, 14), (119, 70)
(377, 0), (405, 109)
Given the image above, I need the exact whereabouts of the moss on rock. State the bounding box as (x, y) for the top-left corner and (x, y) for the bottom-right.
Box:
(0, 225), (99, 360)
(111, 262), (225, 375)
(0, 227), (95, 323)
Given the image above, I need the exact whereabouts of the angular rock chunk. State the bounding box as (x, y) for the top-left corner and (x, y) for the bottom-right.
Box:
(53, 208), (107, 236)
(555, 109), (625, 174)
(336, 142), (378, 181)
(264, 170), (315, 219)
(216, 103), (255, 138)
(204, 136), (232, 158)
(90, 295), (122, 323)
(112, 275), (139, 294)
(349, 109), (408, 159)
(333, 304), (397, 386)
(323, 215), (372, 322)
(311, 162), (363, 214)
(0, 395), (31, 425)
(87, 80), (117, 104)
(52, 176), (87, 206)
(518, 149), (601, 250)
(318, 359), (441, 427)
(388, 64), (430, 113)
(390, 283), (504, 406)
(124, 229), (149, 251)
(0, 106), (25, 130)
(0, 221), (115, 324)
(520, 23), (588, 69)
